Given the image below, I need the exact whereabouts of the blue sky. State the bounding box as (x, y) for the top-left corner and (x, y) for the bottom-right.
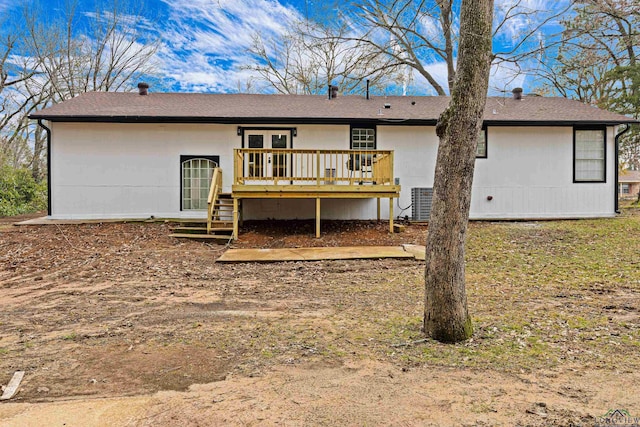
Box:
(1, 0), (569, 95)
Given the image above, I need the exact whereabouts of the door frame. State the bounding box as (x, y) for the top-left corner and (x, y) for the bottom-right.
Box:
(238, 127), (296, 149)
(239, 127), (296, 181)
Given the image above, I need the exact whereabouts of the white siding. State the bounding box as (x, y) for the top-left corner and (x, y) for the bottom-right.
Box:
(50, 122), (237, 219)
(49, 122), (617, 220)
(470, 127), (615, 219)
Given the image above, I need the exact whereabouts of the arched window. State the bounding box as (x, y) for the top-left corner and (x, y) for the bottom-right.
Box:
(181, 156), (219, 210)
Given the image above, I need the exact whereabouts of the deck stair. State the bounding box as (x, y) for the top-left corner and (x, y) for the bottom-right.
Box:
(172, 148), (400, 240)
(170, 168), (236, 242)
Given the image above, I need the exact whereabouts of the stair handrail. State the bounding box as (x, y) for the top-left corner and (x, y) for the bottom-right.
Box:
(207, 167), (222, 234)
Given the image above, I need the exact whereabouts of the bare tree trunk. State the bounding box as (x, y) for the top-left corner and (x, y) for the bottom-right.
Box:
(424, 0), (494, 343)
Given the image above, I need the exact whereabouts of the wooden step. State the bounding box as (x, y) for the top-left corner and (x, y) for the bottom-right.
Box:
(210, 227), (233, 232)
(172, 226), (208, 233)
(173, 226), (234, 233)
(175, 219), (207, 226)
(169, 233), (232, 241)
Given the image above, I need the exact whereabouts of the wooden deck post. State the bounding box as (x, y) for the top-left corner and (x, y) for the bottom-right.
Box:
(233, 197), (239, 240)
(377, 198), (381, 221)
(316, 150), (321, 186)
(389, 197), (394, 233)
(316, 198), (321, 238)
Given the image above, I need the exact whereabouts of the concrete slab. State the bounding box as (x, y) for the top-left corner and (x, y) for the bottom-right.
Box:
(14, 217), (204, 226)
(217, 246), (418, 263)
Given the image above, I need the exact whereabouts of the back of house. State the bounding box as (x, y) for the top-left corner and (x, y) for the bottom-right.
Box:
(30, 87), (637, 226)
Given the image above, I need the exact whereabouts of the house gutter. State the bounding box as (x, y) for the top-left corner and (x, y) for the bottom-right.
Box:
(614, 124), (631, 214)
(37, 119), (52, 216)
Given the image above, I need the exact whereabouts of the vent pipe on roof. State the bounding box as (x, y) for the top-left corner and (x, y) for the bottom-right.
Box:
(331, 85), (338, 99)
(512, 87), (523, 100)
(328, 83), (338, 99)
(138, 82), (149, 96)
(366, 79), (370, 100)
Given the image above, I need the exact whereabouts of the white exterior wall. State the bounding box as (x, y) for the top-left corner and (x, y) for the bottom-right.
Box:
(381, 125), (616, 220)
(49, 121), (616, 220)
(470, 126), (616, 219)
(50, 122), (238, 219)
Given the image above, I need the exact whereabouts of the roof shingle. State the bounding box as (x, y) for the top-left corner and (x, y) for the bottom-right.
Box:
(619, 170), (640, 183)
(30, 92), (637, 125)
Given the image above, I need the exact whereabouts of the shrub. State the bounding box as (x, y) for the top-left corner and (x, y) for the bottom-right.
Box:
(0, 166), (47, 217)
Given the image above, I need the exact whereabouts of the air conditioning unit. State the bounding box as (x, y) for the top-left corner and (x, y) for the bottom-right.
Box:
(412, 187), (433, 221)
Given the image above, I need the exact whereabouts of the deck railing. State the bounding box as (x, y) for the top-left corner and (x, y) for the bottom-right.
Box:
(233, 149), (394, 186)
(206, 167), (222, 234)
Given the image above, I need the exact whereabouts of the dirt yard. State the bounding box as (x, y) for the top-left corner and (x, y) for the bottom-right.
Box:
(1, 212), (639, 426)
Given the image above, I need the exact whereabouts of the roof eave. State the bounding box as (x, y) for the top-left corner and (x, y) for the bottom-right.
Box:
(483, 119), (638, 126)
(29, 115), (638, 127)
(28, 114), (439, 126)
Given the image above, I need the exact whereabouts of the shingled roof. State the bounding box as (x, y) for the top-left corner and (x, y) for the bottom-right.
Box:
(30, 92), (637, 126)
(619, 170), (640, 183)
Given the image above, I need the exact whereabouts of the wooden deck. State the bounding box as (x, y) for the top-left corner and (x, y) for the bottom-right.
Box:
(207, 149), (401, 239)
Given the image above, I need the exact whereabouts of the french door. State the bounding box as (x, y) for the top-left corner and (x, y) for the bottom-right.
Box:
(245, 130), (289, 180)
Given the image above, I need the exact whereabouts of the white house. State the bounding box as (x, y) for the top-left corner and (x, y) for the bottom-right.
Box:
(30, 87), (636, 238)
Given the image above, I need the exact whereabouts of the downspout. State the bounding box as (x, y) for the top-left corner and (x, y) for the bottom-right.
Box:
(614, 124), (631, 214)
(37, 119), (52, 216)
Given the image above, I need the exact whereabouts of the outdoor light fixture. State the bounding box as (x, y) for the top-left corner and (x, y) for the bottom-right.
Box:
(237, 126), (242, 136)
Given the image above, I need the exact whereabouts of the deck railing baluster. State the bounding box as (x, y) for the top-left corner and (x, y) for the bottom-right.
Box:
(233, 148), (394, 187)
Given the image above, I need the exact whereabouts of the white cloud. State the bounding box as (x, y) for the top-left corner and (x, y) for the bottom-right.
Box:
(417, 14), (442, 41)
(0, 0), (12, 13)
(494, 0), (570, 46)
(156, 0), (302, 92)
(403, 59), (531, 96)
(149, 0), (569, 95)
(489, 61), (528, 94)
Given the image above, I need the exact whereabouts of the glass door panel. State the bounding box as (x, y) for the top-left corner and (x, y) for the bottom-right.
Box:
(271, 134), (287, 178)
(247, 134), (264, 178)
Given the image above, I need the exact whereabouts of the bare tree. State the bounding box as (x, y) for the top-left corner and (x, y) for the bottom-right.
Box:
(340, 0), (570, 95)
(245, 18), (402, 95)
(0, 16), (44, 170)
(424, 0), (493, 342)
(23, 0), (160, 101)
(0, 0), (161, 180)
(538, 0), (639, 169)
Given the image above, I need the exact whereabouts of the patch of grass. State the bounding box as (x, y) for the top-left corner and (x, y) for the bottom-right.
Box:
(61, 332), (77, 341)
(347, 216), (640, 373)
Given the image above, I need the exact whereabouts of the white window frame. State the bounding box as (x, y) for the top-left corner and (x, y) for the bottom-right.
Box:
(181, 156), (219, 211)
(351, 127), (376, 150)
(574, 128), (606, 183)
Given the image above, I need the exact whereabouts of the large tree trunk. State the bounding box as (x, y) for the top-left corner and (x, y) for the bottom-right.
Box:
(424, 0), (494, 343)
